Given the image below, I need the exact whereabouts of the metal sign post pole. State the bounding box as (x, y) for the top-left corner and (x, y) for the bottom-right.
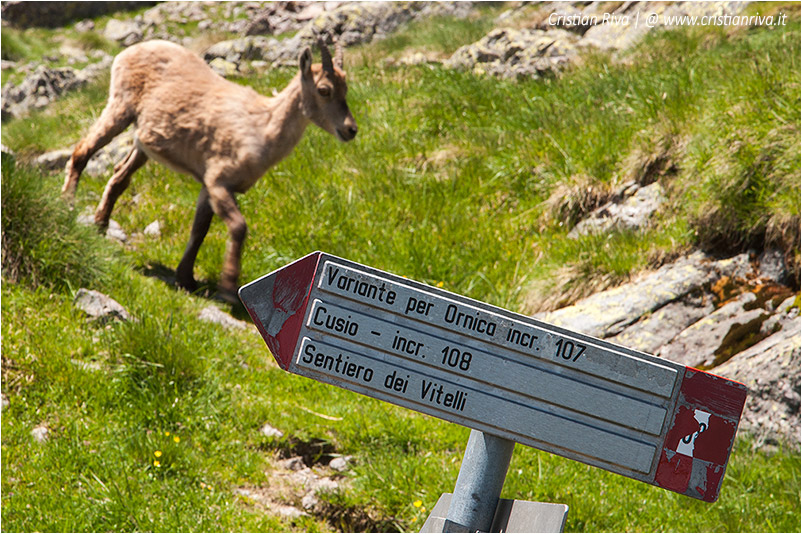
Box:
(444, 430), (516, 533)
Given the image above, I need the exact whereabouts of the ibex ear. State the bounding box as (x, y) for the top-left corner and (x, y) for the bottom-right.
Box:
(299, 47), (313, 79)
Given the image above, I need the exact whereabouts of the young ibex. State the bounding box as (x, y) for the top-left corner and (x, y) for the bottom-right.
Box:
(62, 39), (357, 302)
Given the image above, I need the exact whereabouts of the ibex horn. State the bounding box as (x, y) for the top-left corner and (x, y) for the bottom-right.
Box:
(334, 40), (343, 69)
(318, 39), (334, 73)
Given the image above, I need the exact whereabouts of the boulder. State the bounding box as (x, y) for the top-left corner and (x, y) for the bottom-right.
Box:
(451, 1), (751, 79)
(536, 249), (798, 448)
(208, 58), (240, 78)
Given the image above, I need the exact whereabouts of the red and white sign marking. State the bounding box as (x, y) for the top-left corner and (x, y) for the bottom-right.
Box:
(240, 252), (748, 502)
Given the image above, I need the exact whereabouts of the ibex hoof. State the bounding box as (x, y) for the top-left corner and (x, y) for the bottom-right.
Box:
(217, 284), (239, 305)
(176, 277), (198, 293)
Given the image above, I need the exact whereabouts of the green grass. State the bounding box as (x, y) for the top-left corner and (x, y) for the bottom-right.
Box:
(2, 6), (800, 533)
(1, 155), (114, 290)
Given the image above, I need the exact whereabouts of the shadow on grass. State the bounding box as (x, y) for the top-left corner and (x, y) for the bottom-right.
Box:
(136, 261), (250, 320)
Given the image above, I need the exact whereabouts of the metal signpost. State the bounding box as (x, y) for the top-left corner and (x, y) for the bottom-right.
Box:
(239, 252), (748, 532)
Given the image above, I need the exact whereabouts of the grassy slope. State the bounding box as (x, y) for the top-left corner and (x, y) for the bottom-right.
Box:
(2, 4), (800, 532)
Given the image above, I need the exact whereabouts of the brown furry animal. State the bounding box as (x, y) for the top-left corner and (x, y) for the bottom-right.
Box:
(63, 39), (357, 302)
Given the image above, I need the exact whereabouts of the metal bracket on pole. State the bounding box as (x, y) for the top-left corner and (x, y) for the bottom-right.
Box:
(420, 430), (569, 533)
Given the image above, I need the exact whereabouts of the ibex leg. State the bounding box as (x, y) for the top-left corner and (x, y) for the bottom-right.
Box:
(176, 187), (214, 292)
(94, 146), (148, 229)
(63, 99), (133, 202)
(207, 185), (247, 303)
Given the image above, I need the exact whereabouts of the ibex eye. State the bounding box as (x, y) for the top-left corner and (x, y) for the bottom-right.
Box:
(318, 86), (332, 97)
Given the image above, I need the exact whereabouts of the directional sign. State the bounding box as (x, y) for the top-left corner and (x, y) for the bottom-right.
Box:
(239, 252), (748, 502)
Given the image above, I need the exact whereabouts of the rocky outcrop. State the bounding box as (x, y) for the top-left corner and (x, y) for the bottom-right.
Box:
(203, 2), (478, 75)
(536, 252), (744, 338)
(445, 27), (581, 80)
(716, 304), (800, 450)
(1, 56), (112, 121)
(448, 1), (751, 78)
(536, 251), (799, 448)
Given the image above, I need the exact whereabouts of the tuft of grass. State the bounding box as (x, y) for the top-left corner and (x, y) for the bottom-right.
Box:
(0, 153), (114, 290)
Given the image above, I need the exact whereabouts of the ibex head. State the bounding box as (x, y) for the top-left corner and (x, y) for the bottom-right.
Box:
(299, 40), (358, 142)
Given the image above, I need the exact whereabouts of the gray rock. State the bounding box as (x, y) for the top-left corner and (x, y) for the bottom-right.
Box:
(301, 492), (320, 511)
(74, 19), (95, 32)
(1, 55), (112, 120)
(34, 148), (72, 172)
(31, 424), (49, 443)
(143, 220), (162, 237)
(198, 305), (248, 331)
(204, 36), (281, 66)
(208, 57), (240, 78)
(85, 130), (136, 178)
(283, 456), (306, 471)
(77, 211), (128, 243)
(328, 455), (351, 472)
(105, 219), (128, 243)
(74, 288), (132, 322)
(259, 422), (284, 439)
(609, 293), (715, 354)
(657, 292), (768, 368)
(277, 504), (306, 519)
(201, 2), (480, 73)
(1, 394), (8, 411)
(296, 2), (423, 47)
(715, 315), (800, 449)
(758, 249), (789, 284)
(103, 18), (144, 47)
(452, 2), (750, 80)
(2, 65), (84, 120)
(569, 182), (666, 237)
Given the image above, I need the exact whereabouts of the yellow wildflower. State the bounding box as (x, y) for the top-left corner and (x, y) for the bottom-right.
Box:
(173, 436), (180, 443)
(153, 460), (160, 467)
(154, 450), (162, 458)
(413, 500), (423, 508)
